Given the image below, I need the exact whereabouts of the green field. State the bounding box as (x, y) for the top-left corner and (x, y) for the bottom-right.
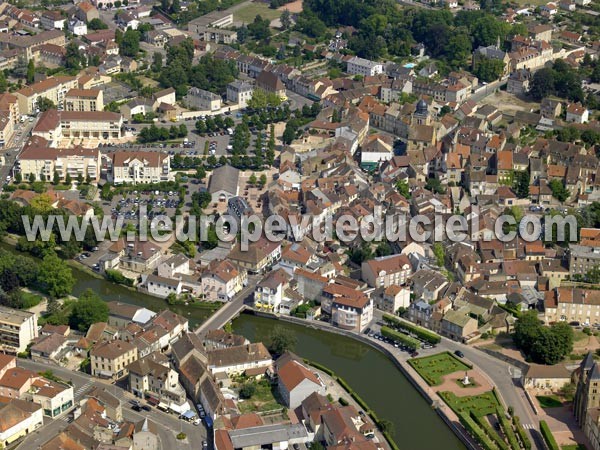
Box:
(234, 2), (282, 24)
(439, 391), (500, 417)
(408, 352), (471, 386)
(237, 379), (283, 414)
(537, 395), (563, 408)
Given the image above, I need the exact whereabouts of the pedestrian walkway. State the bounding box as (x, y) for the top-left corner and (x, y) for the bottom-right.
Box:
(74, 381), (94, 399)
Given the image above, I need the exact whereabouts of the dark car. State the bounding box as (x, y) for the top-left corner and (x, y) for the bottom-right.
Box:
(141, 405), (151, 411)
(454, 350), (465, 358)
(131, 404), (142, 411)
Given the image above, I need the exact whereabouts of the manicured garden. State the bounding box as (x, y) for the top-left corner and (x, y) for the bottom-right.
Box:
(408, 352), (471, 386)
(438, 391), (500, 417)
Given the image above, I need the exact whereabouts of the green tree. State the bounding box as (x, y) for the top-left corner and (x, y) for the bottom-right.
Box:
(69, 289), (109, 332)
(120, 29), (141, 57)
(249, 173), (257, 185)
(433, 243), (445, 267)
(37, 253), (74, 299)
(36, 97), (56, 112)
(267, 326), (297, 355)
(26, 59), (35, 84)
(0, 71), (7, 94)
(53, 171), (60, 185)
(473, 57), (505, 82)
(88, 18), (108, 30)
(280, 9), (291, 30)
(395, 179), (410, 198)
(529, 68), (555, 100)
(239, 383), (256, 399)
(549, 178), (569, 202)
(513, 170), (530, 199)
(248, 15), (271, 40)
(259, 173), (267, 188)
(152, 52), (163, 72)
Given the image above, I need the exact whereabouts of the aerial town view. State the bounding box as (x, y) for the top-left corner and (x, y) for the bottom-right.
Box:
(0, 0), (600, 448)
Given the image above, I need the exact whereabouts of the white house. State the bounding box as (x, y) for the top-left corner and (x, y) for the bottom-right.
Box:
(566, 102), (589, 123)
(0, 400), (43, 447)
(277, 355), (326, 409)
(347, 56), (383, 77)
(144, 274), (182, 298)
(69, 20), (88, 36)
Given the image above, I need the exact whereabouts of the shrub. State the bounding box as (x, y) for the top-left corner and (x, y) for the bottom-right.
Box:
(105, 269), (134, 286)
(512, 416), (531, 450)
(176, 432), (186, 440)
(239, 383), (256, 399)
(540, 420), (559, 450)
(459, 413), (498, 450)
(497, 408), (520, 450)
(380, 327), (420, 350)
(471, 412), (508, 450)
(382, 314), (441, 344)
(339, 397), (349, 406)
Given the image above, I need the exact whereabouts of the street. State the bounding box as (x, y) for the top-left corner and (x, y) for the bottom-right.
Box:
(16, 359), (207, 450)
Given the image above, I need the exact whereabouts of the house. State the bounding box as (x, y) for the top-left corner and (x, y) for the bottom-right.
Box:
(207, 343), (272, 375)
(30, 333), (69, 362)
(0, 399), (43, 447)
(127, 352), (185, 403)
(347, 56), (383, 77)
(256, 71), (286, 99)
(441, 307), (478, 341)
(276, 353), (326, 409)
(69, 20), (87, 36)
(151, 88), (176, 110)
(541, 98), (562, 118)
(201, 259), (247, 302)
(361, 254), (412, 288)
(228, 238), (281, 274)
(375, 285), (411, 314)
(107, 239), (163, 274)
(40, 11), (65, 30)
(507, 69), (531, 95)
(23, 378), (74, 418)
(566, 102), (589, 123)
(0, 367), (39, 398)
(91, 339), (138, 380)
(254, 268), (290, 312)
(0, 305), (38, 353)
(227, 80), (254, 108)
(523, 364), (572, 390)
(133, 418), (159, 450)
(106, 301), (156, 328)
(75, 2), (99, 22)
(184, 87), (221, 111)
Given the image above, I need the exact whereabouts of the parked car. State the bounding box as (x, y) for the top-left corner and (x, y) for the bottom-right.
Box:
(454, 350), (465, 358)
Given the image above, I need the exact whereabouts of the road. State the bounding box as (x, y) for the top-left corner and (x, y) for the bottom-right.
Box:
(0, 119), (36, 186)
(195, 274), (261, 335)
(369, 310), (541, 447)
(16, 359), (207, 450)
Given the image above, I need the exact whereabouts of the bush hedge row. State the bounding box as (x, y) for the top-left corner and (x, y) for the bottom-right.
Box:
(496, 408), (520, 450)
(459, 413), (498, 450)
(512, 416), (532, 450)
(540, 420), (559, 450)
(382, 314), (442, 344)
(381, 326), (420, 350)
(471, 412), (508, 450)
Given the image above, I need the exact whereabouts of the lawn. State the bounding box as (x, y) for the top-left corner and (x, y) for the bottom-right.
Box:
(439, 391), (500, 417)
(20, 291), (43, 309)
(234, 2), (282, 24)
(237, 379), (283, 414)
(408, 352), (471, 386)
(537, 395), (563, 408)
(562, 445), (588, 450)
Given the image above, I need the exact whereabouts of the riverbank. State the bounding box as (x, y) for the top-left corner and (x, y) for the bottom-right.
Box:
(233, 313), (467, 450)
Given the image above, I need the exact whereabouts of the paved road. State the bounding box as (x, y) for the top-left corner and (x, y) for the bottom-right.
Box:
(0, 119), (36, 186)
(195, 274), (261, 335)
(17, 359), (207, 450)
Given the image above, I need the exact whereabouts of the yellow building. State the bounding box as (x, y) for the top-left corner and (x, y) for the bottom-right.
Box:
(91, 339), (138, 380)
(64, 88), (104, 112)
(15, 76), (77, 115)
(18, 145), (101, 182)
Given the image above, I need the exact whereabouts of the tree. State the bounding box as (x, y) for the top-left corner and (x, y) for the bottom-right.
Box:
(249, 173), (257, 185)
(171, 0), (180, 13)
(28, 173), (36, 183)
(395, 179), (410, 198)
(26, 59), (35, 84)
(69, 289), (109, 332)
(425, 178), (445, 194)
(0, 71), (7, 94)
(513, 171), (530, 199)
(549, 178), (569, 202)
(513, 310), (573, 364)
(267, 326), (297, 355)
(37, 253), (74, 299)
(36, 97), (56, 112)
(259, 173), (267, 188)
(248, 15), (271, 40)
(280, 9), (291, 30)
(433, 243), (445, 267)
(375, 242), (392, 257)
(88, 18), (108, 30)
(120, 29), (140, 57)
(152, 52), (163, 72)
(239, 383), (256, 399)
(53, 171), (60, 185)
(65, 173), (72, 186)
(529, 67), (555, 100)
(473, 57), (505, 82)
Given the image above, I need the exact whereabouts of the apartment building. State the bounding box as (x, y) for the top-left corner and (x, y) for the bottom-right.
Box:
(321, 283), (374, 332)
(544, 287), (600, 325)
(0, 111), (14, 147)
(0, 93), (20, 125)
(91, 339), (138, 380)
(111, 151), (171, 184)
(227, 80), (254, 107)
(64, 88), (104, 112)
(569, 244), (600, 277)
(32, 109), (123, 144)
(346, 56), (383, 77)
(127, 352), (185, 403)
(184, 87), (221, 111)
(0, 305), (38, 353)
(15, 76), (77, 115)
(361, 254), (412, 288)
(254, 268), (290, 312)
(18, 145), (101, 182)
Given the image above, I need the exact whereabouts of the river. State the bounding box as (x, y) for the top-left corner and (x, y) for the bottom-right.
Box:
(233, 314), (465, 450)
(2, 242), (464, 448)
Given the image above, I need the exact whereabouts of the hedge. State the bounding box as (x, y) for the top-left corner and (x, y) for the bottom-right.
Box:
(496, 408), (520, 450)
(471, 412), (508, 450)
(383, 314), (442, 344)
(512, 416), (532, 450)
(304, 359), (335, 377)
(459, 413), (498, 450)
(381, 327), (420, 350)
(540, 420), (559, 450)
